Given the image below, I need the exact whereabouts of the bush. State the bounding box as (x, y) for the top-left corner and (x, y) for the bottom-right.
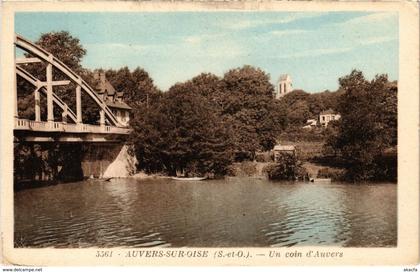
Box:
(264, 153), (304, 181)
(255, 152), (272, 162)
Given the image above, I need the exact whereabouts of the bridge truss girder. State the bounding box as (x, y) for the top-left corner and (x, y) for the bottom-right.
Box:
(14, 34), (125, 129)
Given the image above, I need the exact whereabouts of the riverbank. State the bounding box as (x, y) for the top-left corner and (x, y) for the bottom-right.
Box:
(130, 171), (170, 179)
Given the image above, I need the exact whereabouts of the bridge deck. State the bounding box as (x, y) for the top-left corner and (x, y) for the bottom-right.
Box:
(14, 118), (131, 135)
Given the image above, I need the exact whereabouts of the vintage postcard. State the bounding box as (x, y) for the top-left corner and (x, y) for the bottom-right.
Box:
(1, 0), (419, 267)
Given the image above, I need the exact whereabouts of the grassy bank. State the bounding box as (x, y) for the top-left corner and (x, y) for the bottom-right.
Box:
(280, 140), (324, 161)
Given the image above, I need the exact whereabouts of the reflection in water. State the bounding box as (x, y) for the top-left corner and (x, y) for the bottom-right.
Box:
(261, 184), (347, 247)
(14, 178), (397, 248)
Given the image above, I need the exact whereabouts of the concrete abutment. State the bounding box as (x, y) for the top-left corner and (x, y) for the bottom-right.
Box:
(14, 142), (137, 182)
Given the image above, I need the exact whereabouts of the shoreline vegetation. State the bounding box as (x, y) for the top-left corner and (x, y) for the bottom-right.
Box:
(15, 31), (397, 184)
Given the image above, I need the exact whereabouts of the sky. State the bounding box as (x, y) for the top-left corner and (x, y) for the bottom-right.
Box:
(15, 12), (398, 92)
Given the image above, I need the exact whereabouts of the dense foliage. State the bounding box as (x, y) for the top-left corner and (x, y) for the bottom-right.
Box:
(220, 66), (287, 160)
(263, 153), (304, 181)
(35, 31), (87, 71)
(129, 66), (287, 176)
(324, 70), (397, 181)
(129, 83), (234, 176)
(103, 67), (161, 109)
(281, 89), (342, 126)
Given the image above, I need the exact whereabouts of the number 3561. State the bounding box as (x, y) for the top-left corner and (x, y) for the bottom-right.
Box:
(96, 250), (113, 257)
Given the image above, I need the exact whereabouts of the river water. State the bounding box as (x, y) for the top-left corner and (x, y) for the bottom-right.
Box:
(14, 178), (397, 248)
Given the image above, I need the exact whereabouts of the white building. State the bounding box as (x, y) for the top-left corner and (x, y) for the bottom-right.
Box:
(319, 109), (341, 127)
(302, 119), (317, 129)
(275, 74), (293, 99)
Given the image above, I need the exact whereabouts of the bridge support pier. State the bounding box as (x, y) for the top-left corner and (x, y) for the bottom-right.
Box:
(14, 142), (137, 183)
(81, 143), (136, 178)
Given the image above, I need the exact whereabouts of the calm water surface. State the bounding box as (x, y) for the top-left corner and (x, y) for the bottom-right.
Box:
(14, 178), (397, 247)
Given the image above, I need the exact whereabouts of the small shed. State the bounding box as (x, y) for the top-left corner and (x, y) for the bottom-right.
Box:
(272, 145), (296, 162)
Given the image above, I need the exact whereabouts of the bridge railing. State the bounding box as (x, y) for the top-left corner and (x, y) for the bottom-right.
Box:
(15, 119), (30, 130)
(14, 118), (131, 135)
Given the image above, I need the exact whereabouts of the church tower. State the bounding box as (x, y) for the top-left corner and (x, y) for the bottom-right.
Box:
(276, 74), (292, 99)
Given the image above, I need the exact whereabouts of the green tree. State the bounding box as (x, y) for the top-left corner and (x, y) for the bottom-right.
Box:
(34, 31), (86, 72)
(220, 65), (286, 160)
(184, 73), (224, 112)
(325, 70), (397, 181)
(282, 90), (311, 125)
(129, 100), (172, 173)
(307, 93), (325, 118)
(104, 67), (161, 109)
(129, 83), (234, 176)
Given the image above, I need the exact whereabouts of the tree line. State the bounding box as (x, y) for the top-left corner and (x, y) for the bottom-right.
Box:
(129, 67), (287, 176)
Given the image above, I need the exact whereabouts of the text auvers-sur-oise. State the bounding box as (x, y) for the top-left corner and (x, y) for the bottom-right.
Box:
(124, 250), (210, 258)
